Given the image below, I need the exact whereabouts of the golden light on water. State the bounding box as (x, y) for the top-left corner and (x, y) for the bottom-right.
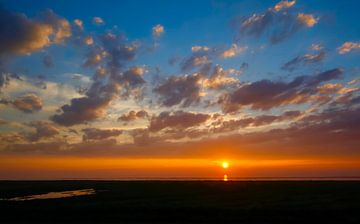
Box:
(224, 174), (228, 181)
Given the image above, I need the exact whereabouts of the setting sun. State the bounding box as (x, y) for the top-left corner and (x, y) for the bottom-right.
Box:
(222, 162), (229, 169)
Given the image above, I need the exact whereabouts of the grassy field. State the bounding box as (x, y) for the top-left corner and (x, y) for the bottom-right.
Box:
(1, 181), (360, 223)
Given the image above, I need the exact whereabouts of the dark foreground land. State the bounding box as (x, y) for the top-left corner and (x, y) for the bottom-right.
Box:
(1, 181), (360, 223)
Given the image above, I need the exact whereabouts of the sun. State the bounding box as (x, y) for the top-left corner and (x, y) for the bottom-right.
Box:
(222, 161), (229, 169)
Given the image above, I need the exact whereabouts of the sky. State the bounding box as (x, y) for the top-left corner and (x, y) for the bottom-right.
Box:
(0, 0), (359, 179)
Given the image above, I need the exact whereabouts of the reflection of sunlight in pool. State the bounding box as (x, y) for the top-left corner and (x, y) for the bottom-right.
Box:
(1, 189), (96, 201)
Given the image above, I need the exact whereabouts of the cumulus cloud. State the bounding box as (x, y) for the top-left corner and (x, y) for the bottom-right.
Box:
(92, 16), (104, 25)
(51, 92), (114, 126)
(152, 24), (164, 37)
(118, 110), (149, 123)
(52, 32), (143, 126)
(202, 65), (239, 89)
(82, 128), (123, 141)
(219, 68), (342, 112)
(154, 73), (203, 107)
(0, 8), (71, 56)
(282, 51), (326, 71)
(26, 121), (60, 142)
(236, 1), (318, 44)
(149, 111), (210, 132)
(1, 94), (44, 113)
(337, 42), (360, 54)
(83, 48), (108, 67)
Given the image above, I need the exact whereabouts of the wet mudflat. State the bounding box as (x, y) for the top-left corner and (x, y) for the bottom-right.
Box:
(1, 180), (360, 223)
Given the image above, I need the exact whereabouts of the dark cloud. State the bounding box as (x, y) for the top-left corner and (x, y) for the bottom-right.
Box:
(282, 51), (326, 71)
(0, 7), (71, 56)
(2, 105), (360, 158)
(219, 68), (342, 112)
(118, 110), (149, 123)
(51, 84), (115, 126)
(149, 110), (210, 132)
(82, 128), (123, 141)
(27, 121), (60, 142)
(52, 32), (143, 126)
(154, 73), (203, 107)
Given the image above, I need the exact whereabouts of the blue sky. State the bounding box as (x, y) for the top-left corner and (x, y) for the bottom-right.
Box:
(3, 0), (359, 83)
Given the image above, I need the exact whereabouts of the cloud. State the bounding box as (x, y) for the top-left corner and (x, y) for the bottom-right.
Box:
(317, 83), (343, 94)
(152, 24), (164, 37)
(51, 85), (116, 127)
(213, 110), (302, 133)
(282, 51), (326, 71)
(181, 55), (210, 72)
(0, 8), (71, 56)
(239, 62), (249, 75)
(92, 16), (104, 25)
(0, 119), (7, 125)
(273, 0), (296, 12)
(202, 65), (239, 89)
(83, 36), (93, 45)
(83, 48), (108, 67)
(220, 44), (247, 59)
(26, 121), (60, 142)
(0, 73), (21, 89)
(236, 2), (317, 44)
(191, 46), (210, 52)
(73, 19), (83, 30)
(82, 128), (123, 141)
(118, 110), (149, 123)
(219, 68), (342, 112)
(297, 13), (318, 27)
(310, 43), (323, 51)
(52, 33), (142, 126)
(5, 94), (43, 113)
(149, 111), (210, 132)
(337, 42), (360, 54)
(154, 73), (203, 107)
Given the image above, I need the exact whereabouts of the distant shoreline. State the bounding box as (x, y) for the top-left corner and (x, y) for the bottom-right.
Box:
(1, 177), (360, 181)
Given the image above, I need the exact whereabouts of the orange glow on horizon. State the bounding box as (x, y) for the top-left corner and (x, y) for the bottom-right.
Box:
(1, 156), (360, 179)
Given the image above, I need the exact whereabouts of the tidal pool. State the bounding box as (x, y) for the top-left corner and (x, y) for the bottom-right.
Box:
(1, 188), (96, 201)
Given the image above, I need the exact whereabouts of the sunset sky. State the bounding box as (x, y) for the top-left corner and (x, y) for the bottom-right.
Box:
(0, 0), (359, 179)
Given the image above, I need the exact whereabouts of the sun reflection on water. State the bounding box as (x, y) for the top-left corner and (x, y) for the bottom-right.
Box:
(223, 174), (228, 181)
